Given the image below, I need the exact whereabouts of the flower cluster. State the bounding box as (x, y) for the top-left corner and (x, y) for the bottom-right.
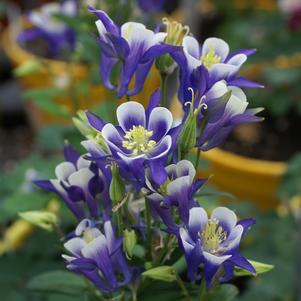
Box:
(34, 6), (267, 299)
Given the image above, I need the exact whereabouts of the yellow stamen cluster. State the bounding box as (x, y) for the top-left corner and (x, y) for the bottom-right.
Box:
(83, 229), (96, 243)
(163, 17), (189, 46)
(122, 125), (156, 156)
(201, 219), (227, 253)
(201, 48), (221, 69)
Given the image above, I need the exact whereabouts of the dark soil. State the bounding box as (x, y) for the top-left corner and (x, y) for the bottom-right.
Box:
(221, 112), (301, 162)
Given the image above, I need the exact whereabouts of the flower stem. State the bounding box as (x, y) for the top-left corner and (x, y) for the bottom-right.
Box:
(194, 148), (201, 171)
(160, 72), (168, 108)
(117, 208), (123, 237)
(144, 199), (153, 261)
(198, 279), (207, 301)
(176, 275), (191, 301)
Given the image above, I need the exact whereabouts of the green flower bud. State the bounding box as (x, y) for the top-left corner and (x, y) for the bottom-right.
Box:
(143, 266), (177, 282)
(73, 110), (108, 152)
(18, 211), (58, 232)
(123, 229), (137, 259)
(109, 164), (126, 205)
(234, 259), (274, 277)
(14, 59), (43, 77)
(179, 111), (197, 154)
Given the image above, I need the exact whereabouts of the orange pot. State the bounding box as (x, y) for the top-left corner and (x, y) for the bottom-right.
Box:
(2, 18), (160, 128)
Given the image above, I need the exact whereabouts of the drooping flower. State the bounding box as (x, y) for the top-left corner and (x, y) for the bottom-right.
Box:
(63, 219), (133, 293)
(173, 36), (262, 102)
(179, 207), (256, 287)
(35, 143), (111, 220)
(195, 80), (263, 151)
(144, 160), (206, 229)
(89, 7), (177, 98)
(18, 0), (77, 57)
(85, 92), (180, 184)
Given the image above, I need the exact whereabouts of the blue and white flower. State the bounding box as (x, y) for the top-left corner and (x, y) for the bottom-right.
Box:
(35, 143), (111, 220)
(19, 0), (77, 56)
(173, 36), (262, 102)
(144, 160), (206, 228)
(86, 93), (180, 183)
(179, 207), (256, 287)
(63, 219), (133, 293)
(89, 7), (177, 98)
(196, 80), (263, 151)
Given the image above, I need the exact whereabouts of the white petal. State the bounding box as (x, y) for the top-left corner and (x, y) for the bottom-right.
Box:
(81, 233), (107, 259)
(183, 36), (200, 59)
(222, 225), (243, 252)
(227, 54), (247, 67)
(179, 228), (195, 253)
(75, 219), (93, 236)
(55, 162), (76, 181)
(176, 160), (196, 182)
(228, 86), (247, 102)
(96, 19), (108, 40)
(203, 251), (231, 265)
(68, 168), (94, 190)
(116, 101), (146, 132)
(76, 156), (91, 170)
(210, 63), (238, 81)
(64, 237), (86, 256)
(121, 22), (155, 49)
(225, 94), (248, 116)
(167, 175), (191, 197)
(202, 37), (229, 62)
(148, 107), (173, 140)
(206, 80), (228, 100)
(211, 207), (237, 232)
(189, 207), (208, 233)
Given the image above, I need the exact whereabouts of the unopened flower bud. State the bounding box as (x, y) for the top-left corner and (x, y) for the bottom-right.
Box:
(109, 164), (126, 205)
(18, 211), (58, 232)
(143, 265), (177, 282)
(123, 229), (137, 259)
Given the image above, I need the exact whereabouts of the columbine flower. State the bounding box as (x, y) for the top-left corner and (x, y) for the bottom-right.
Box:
(86, 92), (179, 182)
(35, 143), (111, 220)
(173, 36), (262, 102)
(137, 0), (166, 12)
(179, 207), (256, 287)
(63, 219), (133, 293)
(89, 7), (177, 98)
(18, 0), (77, 56)
(144, 160), (206, 229)
(195, 80), (263, 151)
(156, 18), (190, 75)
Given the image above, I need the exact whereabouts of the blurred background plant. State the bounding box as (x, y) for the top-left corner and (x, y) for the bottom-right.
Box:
(0, 0), (300, 300)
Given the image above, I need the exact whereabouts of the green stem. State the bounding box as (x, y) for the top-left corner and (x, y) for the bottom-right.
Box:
(160, 72), (168, 108)
(176, 275), (191, 301)
(194, 148), (201, 171)
(126, 95), (131, 102)
(144, 199), (153, 261)
(116, 208), (123, 237)
(154, 234), (171, 266)
(198, 279), (207, 301)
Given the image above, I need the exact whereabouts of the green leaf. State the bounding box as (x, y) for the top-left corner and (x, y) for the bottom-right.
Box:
(143, 266), (177, 282)
(1, 192), (49, 218)
(207, 284), (239, 301)
(234, 260), (274, 277)
(27, 270), (88, 296)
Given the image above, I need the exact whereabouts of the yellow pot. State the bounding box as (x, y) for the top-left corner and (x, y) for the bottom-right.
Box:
(1, 19), (160, 128)
(199, 148), (287, 210)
